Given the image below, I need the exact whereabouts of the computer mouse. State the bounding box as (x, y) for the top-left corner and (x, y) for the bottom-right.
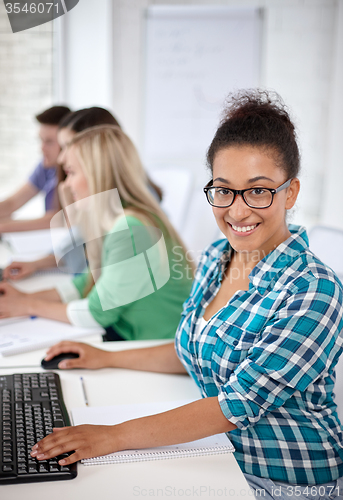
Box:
(41, 352), (79, 370)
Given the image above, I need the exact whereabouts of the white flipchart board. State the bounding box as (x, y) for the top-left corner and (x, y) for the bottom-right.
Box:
(143, 6), (262, 171)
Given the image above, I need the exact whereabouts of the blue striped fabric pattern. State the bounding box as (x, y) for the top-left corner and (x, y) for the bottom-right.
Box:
(175, 225), (343, 485)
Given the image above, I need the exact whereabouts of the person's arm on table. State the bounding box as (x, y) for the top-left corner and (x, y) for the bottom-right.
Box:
(0, 181), (58, 231)
(44, 340), (188, 373)
(31, 396), (237, 466)
(0, 282), (69, 322)
(33, 342), (238, 464)
(0, 210), (58, 232)
(3, 254), (57, 280)
(0, 182), (38, 218)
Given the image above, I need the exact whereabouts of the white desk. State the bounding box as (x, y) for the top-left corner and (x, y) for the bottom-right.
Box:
(0, 340), (251, 499)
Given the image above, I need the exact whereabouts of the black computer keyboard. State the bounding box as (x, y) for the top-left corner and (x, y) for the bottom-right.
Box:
(0, 372), (77, 484)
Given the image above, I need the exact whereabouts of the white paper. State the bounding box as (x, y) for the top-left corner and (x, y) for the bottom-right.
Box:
(2, 228), (68, 257)
(0, 317), (104, 357)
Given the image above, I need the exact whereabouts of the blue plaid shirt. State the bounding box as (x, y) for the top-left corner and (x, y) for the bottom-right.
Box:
(175, 225), (343, 485)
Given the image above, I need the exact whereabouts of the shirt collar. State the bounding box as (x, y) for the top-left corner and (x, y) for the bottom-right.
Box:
(249, 224), (309, 293)
(192, 225), (309, 310)
(214, 225), (309, 292)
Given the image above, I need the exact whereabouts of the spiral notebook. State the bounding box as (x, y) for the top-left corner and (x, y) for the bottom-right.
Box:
(71, 400), (234, 465)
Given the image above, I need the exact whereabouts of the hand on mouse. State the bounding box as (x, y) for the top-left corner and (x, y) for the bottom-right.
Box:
(44, 341), (112, 369)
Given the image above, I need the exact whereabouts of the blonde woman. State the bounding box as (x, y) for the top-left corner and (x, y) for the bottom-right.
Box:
(0, 126), (193, 341)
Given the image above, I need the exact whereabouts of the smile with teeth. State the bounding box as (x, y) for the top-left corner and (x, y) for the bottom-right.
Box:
(230, 223), (259, 233)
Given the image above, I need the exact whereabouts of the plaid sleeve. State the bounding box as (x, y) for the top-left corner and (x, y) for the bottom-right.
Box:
(218, 276), (343, 430)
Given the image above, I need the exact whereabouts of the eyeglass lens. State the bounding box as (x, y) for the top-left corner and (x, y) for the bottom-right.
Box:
(207, 187), (273, 208)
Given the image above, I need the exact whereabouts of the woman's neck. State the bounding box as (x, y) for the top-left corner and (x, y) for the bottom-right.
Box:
(229, 225), (292, 269)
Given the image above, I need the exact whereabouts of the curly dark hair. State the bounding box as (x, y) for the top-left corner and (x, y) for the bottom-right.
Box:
(206, 89), (300, 179)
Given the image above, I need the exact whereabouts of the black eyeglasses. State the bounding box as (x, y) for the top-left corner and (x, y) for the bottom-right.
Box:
(203, 179), (292, 209)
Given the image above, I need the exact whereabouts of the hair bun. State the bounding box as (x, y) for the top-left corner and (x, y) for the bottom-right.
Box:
(207, 88), (300, 179)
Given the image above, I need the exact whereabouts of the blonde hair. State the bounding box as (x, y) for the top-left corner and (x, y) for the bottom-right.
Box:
(66, 125), (193, 292)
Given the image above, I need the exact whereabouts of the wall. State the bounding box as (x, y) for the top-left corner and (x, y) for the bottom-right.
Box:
(54, 0), (114, 111)
(320, 1), (343, 229)
(2, 0), (342, 229)
(105, 0), (342, 229)
(0, 4), (53, 198)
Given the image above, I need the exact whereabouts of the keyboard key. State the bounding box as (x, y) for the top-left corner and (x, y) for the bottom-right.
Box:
(60, 466), (71, 472)
(53, 418), (65, 427)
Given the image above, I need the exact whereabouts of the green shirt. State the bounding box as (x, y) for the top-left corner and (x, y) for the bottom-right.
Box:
(72, 215), (193, 341)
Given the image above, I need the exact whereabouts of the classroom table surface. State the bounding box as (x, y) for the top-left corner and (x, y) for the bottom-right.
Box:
(0, 340), (252, 500)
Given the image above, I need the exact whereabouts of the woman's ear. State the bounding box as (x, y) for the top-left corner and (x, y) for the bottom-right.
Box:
(285, 178), (300, 210)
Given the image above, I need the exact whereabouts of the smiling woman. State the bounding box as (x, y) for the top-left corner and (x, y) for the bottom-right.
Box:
(28, 91), (343, 500)
(205, 90), (300, 257)
(208, 147), (299, 255)
(182, 90), (343, 495)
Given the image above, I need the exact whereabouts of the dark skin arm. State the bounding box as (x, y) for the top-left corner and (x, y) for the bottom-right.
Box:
(31, 398), (236, 465)
(31, 341), (237, 465)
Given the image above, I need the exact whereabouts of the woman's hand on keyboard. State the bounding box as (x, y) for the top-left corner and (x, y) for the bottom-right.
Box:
(44, 341), (113, 369)
(31, 425), (118, 465)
